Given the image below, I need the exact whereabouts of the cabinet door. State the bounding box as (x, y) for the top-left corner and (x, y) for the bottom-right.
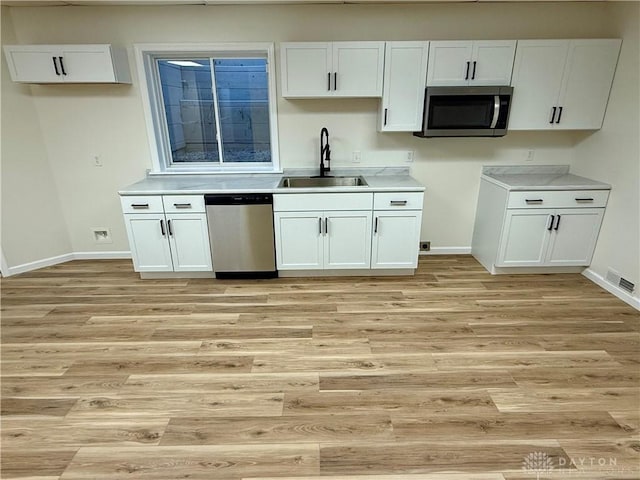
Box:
(124, 214), (173, 272)
(545, 208), (604, 266)
(371, 211), (422, 269)
(324, 211), (372, 269)
(332, 42), (384, 97)
(496, 209), (554, 267)
(3, 47), (63, 83)
(555, 39), (621, 130)
(379, 41), (429, 132)
(426, 41), (473, 86)
(166, 214), (213, 272)
(470, 40), (516, 86)
(274, 212), (324, 270)
(509, 40), (568, 130)
(59, 45), (117, 83)
(280, 43), (332, 98)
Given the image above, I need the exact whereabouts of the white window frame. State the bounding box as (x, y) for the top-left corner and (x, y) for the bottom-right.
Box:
(134, 43), (281, 175)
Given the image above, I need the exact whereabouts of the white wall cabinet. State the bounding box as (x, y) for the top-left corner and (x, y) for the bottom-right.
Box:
(379, 41), (429, 132)
(280, 42), (384, 98)
(3, 44), (131, 84)
(426, 40), (516, 86)
(472, 179), (609, 274)
(120, 195), (212, 273)
(509, 39), (621, 130)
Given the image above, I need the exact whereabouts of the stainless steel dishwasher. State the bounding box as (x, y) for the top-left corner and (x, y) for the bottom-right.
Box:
(205, 193), (277, 279)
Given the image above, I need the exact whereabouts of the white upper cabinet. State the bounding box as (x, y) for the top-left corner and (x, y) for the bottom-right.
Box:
(379, 41), (429, 132)
(509, 39), (621, 130)
(280, 41), (385, 98)
(426, 40), (516, 86)
(3, 44), (131, 84)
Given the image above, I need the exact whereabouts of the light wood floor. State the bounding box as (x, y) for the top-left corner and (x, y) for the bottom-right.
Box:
(1, 256), (639, 480)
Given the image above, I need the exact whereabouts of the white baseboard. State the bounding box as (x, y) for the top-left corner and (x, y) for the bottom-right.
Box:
(583, 268), (640, 311)
(420, 247), (472, 255)
(5, 251), (131, 277)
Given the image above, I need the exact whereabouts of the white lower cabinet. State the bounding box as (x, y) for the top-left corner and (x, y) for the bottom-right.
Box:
(273, 210), (372, 270)
(121, 195), (212, 273)
(473, 178), (609, 273)
(273, 191), (423, 273)
(372, 210), (422, 268)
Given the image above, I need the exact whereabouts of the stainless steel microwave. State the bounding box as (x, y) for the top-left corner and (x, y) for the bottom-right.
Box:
(414, 86), (514, 138)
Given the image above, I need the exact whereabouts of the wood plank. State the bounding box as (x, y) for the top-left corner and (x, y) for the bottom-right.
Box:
(161, 414), (394, 445)
(1, 375), (128, 397)
(1, 397), (78, 417)
(59, 444), (319, 479)
(66, 393), (285, 418)
(1, 449), (78, 478)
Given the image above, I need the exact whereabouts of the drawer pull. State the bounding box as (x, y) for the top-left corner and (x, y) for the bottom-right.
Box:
(525, 199), (544, 204)
(575, 197), (594, 203)
(160, 219), (166, 236)
(554, 214), (561, 231)
(319, 217), (322, 235)
(374, 217), (379, 234)
(131, 203), (150, 209)
(173, 203), (192, 209)
(390, 200), (408, 206)
(547, 215), (555, 231)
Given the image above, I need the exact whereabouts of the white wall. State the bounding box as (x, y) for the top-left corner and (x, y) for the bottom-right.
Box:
(3, 2), (623, 263)
(571, 2), (640, 302)
(0, 6), (72, 269)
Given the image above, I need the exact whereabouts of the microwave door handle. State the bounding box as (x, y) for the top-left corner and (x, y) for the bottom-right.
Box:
(489, 95), (500, 129)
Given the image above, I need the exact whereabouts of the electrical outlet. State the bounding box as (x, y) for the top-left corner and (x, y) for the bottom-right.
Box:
(420, 241), (431, 251)
(406, 150), (414, 163)
(525, 150), (535, 162)
(352, 151), (361, 163)
(91, 228), (112, 244)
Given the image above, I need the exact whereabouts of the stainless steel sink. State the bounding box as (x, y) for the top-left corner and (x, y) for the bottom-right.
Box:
(278, 176), (368, 188)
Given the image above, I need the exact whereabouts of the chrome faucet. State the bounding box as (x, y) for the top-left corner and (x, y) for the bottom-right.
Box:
(319, 127), (331, 177)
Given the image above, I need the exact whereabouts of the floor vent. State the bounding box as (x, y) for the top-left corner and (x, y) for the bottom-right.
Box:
(606, 268), (635, 294)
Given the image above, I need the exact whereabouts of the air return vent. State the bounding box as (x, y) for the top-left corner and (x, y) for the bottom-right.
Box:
(606, 268), (635, 294)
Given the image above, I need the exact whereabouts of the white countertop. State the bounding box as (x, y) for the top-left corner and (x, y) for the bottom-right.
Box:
(119, 167), (425, 195)
(481, 165), (611, 191)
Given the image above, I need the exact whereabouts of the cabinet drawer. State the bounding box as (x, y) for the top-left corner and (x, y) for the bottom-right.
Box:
(374, 192), (424, 210)
(120, 195), (164, 214)
(274, 193), (373, 212)
(163, 195), (205, 213)
(507, 190), (609, 209)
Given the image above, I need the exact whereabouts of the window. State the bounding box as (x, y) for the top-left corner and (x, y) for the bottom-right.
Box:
(135, 44), (280, 174)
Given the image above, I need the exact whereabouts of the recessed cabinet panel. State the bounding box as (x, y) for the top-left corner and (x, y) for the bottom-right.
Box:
(471, 41), (516, 86)
(496, 209), (554, 266)
(427, 42), (473, 86)
(545, 209), (604, 266)
(324, 212), (372, 269)
(371, 211), (422, 269)
(124, 214), (174, 272)
(167, 214), (213, 272)
(274, 212), (324, 270)
(6, 50), (62, 83)
(332, 42), (384, 97)
(379, 41), (429, 132)
(280, 43), (332, 98)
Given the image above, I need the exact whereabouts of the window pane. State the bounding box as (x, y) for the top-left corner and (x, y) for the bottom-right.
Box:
(213, 59), (271, 163)
(158, 59), (219, 163)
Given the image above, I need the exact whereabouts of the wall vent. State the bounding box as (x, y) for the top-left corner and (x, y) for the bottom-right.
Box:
(606, 268), (635, 294)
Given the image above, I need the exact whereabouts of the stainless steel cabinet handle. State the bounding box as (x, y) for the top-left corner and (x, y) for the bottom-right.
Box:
(173, 203), (192, 209)
(167, 219), (173, 236)
(131, 203), (150, 209)
(374, 217), (379, 234)
(525, 199), (544, 204)
(575, 197), (594, 203)
(547, 215), (555, 231)
(390, 200), (408, 206)
(160, 219), (166, 236)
